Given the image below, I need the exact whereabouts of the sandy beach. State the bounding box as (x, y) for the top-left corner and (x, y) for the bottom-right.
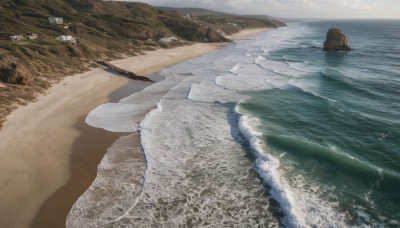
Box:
(224, 28), (270, 40)
(0, 43), (221, 228)
(0, 28), (269, 228)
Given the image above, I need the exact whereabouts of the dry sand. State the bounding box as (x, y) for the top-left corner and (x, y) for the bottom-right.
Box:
(0, 43), (221, 228)
(0, 69), (129, 228)
(114, 43), (222, 76)
(225, 28), (270, 40)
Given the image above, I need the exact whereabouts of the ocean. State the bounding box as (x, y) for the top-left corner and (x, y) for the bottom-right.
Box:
(69, 20), (400, 227)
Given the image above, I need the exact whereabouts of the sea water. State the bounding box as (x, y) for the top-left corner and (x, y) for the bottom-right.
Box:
(237, 20), (400, 226)
(68, 20), (400, 227)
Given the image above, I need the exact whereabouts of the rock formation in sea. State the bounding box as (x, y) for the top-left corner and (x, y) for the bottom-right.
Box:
(323, 28), (351, 51)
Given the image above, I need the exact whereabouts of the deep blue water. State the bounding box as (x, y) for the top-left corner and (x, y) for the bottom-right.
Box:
(239, 20), (400, 226)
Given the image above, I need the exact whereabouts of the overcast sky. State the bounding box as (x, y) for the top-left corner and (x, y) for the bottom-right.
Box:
(126, 0), (400, 18)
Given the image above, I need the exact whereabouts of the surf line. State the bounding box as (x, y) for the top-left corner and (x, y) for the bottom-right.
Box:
(107, 130), (149, 224)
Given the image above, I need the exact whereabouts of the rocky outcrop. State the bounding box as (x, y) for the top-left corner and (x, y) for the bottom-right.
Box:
(96, 61), (153, 82)
(0, 63), (32, 85)
(323, 28), (351, 51)
(204, 27), (231, 42)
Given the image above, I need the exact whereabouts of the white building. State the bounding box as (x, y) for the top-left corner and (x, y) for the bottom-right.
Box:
(159, 36), (178, 42)
(27, 34), (38, 40)
(56, 35), (73, 41)
(10, 35), (23, 41)
(48, 17), (63, 24)
(56, 35), (76, 44)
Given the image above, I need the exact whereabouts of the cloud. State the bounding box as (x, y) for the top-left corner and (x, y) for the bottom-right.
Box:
(124, 0), (400, 18)
(326, 0), (374, 10)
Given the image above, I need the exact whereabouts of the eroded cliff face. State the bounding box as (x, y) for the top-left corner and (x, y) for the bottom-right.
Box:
(323, 28), (351, 51)
(0, 63), (32, 85)
(158, 12), (231, 43)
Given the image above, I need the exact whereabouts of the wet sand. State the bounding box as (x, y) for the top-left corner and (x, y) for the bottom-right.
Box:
(30, 81), (146, 228)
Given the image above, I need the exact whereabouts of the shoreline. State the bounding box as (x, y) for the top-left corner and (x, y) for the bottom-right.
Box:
(0, 43), (222, 228)
(224, 28), (270, 40)
(68, 27), (276, 227)
(0, 68), (130, 228)
(0, 28), (269, 228)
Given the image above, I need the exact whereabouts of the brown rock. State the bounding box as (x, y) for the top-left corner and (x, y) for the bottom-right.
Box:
(323, 28), (351, 51)
(205, 27), (231, 43)
(96, 61), (153, 82)
(0, 63), (32, 85)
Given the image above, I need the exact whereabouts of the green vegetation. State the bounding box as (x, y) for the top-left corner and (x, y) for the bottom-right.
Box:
(158, 7), (286, 35)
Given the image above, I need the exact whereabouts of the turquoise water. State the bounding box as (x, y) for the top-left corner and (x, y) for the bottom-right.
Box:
(239, 20), (400, 226)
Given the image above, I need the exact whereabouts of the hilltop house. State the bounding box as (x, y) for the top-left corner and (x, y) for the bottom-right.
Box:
(56, 35), (76, 44)
(10, 35), (23, 41)
(27, 34), (38, 40)
(159, 36), (178, 42)
(48, 17), (63, 24)
(56, 35), (73, 41)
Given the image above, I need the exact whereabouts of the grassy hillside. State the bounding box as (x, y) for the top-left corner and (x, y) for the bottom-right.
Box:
(157, 7), (287, 35)
(157, 7), (231, 16)
(0, 0), (286, 128)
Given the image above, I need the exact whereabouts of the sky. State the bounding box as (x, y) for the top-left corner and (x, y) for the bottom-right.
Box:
(126, 0), (400, 19)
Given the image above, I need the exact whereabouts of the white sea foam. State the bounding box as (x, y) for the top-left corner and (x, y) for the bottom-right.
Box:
(70, 25), (348, 227)
(286, 61), (316, 73)
(254, 55), (267, 64)
(301, 88), (338, 103)
(191, 44), (347, 227)
(187, 78), (239, 103)
(236, 112), (300, 226)
(236, 111), (348, 227)
(67, 133), (146, 227)
(215, 74), (275, 91)
(86, 103), (144, 132)
(229, 63), (242, 74)
(257, 56), (307, 78)
(85, 73), (184, 132)
(113, 74), (281, 226)
(288, 79), (338, 103)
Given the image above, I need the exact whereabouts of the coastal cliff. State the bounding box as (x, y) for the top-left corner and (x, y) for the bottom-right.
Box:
(0, 0), (286, 128)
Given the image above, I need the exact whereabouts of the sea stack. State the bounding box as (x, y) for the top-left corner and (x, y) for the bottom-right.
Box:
(323, 28), (351, 51)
